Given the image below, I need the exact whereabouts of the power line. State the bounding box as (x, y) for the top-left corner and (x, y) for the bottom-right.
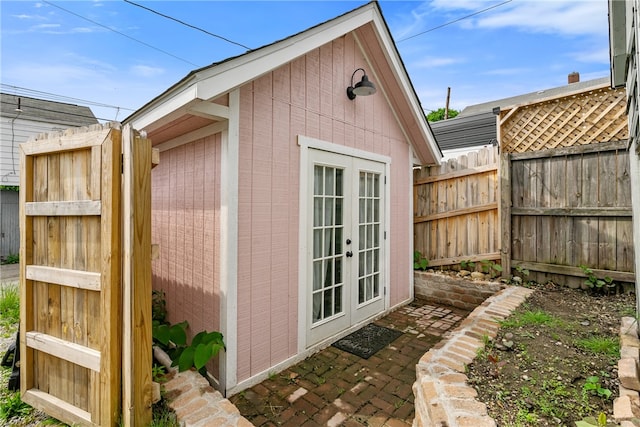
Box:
(0, 101), (118, 123)
(42, 0), (200, 67)
(397, 0), (513, 43)
(124, 0), (251, 51)
(1, 84), (135, 111)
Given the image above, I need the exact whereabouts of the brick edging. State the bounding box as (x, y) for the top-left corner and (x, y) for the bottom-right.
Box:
(154, 347), (254, 427)
(412, 286), (535, 427)
(614, 316), (640, 426)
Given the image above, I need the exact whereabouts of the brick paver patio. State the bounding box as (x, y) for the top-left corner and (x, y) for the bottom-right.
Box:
(229, 298), (470, 426)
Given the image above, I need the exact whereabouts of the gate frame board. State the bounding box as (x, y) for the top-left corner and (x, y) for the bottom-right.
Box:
(121, 124), (153, 426)
(19, 123), (127, 426)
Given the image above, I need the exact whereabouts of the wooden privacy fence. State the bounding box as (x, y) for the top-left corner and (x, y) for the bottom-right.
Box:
(501, 140), (634, 286)
(413, 147), (499, 267)
(414, 82), (635, 285)
(19, 122), (152, 426)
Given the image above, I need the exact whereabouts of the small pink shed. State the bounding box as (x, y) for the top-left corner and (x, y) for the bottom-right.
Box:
(126, 2), (441, 396)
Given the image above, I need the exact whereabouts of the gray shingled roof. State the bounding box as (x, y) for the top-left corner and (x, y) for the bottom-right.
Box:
(431, 77), (610, 152)
(458, 77), (610, 117)
(1, 93), (98, 126)
(430, 111), (496, 151)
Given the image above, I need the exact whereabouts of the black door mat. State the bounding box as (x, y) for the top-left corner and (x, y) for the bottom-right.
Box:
(332, 324), (403, 359)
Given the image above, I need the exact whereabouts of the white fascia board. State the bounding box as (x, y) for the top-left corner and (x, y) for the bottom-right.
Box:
(368, 13), (441, 165)
(129, 85), (199, 132)
(192, 6), (377, 101)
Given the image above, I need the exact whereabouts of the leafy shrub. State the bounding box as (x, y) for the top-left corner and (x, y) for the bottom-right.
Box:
(151, 291), (224, 375)
(413, 251), (429, 270)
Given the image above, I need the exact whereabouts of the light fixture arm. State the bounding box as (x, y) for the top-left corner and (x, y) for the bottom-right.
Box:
(347, 67), (376, 100)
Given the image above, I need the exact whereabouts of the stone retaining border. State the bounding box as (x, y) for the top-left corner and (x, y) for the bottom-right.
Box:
(615, 316), (640, 426)
(412, 286), (535, 427)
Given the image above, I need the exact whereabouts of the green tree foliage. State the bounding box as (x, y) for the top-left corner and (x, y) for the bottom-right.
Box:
(427, 107), (459, 122)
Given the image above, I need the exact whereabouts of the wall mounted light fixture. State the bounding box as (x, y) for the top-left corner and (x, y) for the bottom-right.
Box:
(346, 68), (376, 100)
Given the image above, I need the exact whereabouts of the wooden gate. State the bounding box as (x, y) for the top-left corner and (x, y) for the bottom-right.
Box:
(19, 122), (152, 426)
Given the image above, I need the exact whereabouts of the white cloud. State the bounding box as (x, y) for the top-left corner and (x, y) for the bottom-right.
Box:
(570, 47), (610, 64)
(130, 65), (165, 78)
(406, 0), (606, 38)
(483, 67), (531, 76)
(413, 56), (465, 68)
(32, 23), (60, 30)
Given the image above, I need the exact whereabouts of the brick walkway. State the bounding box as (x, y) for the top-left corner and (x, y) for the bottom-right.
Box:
(228, 298), (470, 426)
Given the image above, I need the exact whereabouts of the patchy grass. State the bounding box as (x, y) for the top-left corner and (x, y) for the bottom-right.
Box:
(467, 283), (634, 427)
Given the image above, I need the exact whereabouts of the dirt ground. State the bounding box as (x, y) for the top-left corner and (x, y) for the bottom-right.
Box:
(466, 281), (636, 426)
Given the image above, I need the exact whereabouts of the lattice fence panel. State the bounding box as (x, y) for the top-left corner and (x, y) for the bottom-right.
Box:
(500, 87), (628, 153)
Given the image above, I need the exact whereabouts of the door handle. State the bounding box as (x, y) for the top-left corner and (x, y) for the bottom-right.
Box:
(346, 239), (351, 245)
(346, 251), (353, 258)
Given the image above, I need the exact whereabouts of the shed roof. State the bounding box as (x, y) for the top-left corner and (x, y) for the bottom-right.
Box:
(0, 93), (98, 126)
(125, 2), (441, 165)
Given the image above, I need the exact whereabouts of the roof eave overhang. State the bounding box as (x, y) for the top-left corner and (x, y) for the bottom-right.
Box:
(609, 0), (628, 88)
(124, 2), (441, 166)
(125, 4), (378, 132)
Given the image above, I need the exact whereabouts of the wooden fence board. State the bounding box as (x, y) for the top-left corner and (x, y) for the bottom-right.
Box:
(414, 147), (499, 268)
(415, 140), (634, 284)
(20, 123), (122, 426)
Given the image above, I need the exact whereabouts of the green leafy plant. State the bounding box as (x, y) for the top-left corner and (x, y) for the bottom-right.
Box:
(515, 265), (530, 277)
(153, 321), (224, 375)
(426, 107), (460, 122)
(0, 186), (18, 192)
(481, 260), (503, 278)
(413, 251), (429, 270)
(575, 412), (617, 427)
(580, 265), (616, 293)
(0, 253), (19, 265)
(460, 260), (476, 270)
(582, 377), (612, 400)
(152, 290), (224, 375)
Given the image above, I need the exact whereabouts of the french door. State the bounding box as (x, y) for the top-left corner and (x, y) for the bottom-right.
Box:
(306, 149), (385, 346)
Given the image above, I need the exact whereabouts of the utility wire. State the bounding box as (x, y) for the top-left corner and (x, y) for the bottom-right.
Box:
(397, 0), (513, 42)
(124, 0), (251, 51)
(42, 0), (200, 67)
(1, 101), (122, 123)
(1, 84), (135, 111)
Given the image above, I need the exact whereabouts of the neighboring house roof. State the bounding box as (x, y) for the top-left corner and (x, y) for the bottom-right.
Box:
(125, 1), (441, 165)
(459, 77), (610, 117)
(0, 93), (98, 127)
(430, 111), (496, 151)
(431, 77), (611, 152)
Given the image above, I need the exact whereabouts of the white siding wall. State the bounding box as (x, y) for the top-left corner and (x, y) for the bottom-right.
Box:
(0, 117), (67, 186)
(620, 0), (640, 311)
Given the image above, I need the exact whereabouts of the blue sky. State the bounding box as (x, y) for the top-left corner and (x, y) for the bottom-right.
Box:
(1, 1), (610, 122)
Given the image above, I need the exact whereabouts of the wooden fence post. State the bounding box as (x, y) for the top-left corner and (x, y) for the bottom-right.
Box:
(499, 151), (511, 278)
(122, 124), (152, 426)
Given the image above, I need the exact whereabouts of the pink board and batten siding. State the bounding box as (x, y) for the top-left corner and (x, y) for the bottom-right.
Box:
(235, 33), (413, 383)
(149, 32), (416, 387)
(151, 135), (222, 375)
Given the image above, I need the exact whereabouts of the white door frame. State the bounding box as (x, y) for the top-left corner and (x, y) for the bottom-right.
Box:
(297, 135), (391, 352)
